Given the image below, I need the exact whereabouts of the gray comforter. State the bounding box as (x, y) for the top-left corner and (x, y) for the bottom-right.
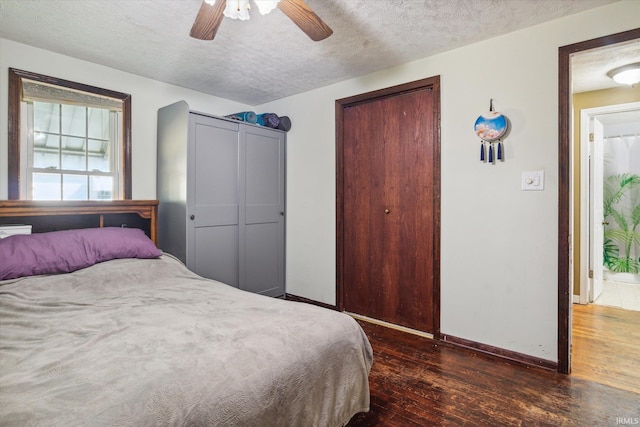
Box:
(0, 254), (372, 426)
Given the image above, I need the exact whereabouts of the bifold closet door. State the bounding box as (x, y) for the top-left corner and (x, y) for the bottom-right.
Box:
(342, 87), (437, 333)
(187, 115), (241, 286)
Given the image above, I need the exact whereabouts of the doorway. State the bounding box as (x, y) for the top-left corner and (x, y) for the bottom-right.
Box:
(336, 76), (441, 336)
(558, 28), (640, 374)
(579, 104), (640, 310)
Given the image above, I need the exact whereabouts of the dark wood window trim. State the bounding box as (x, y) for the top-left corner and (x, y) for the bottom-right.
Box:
(8, 68), (132, 200)
(557, 27), (640, 374)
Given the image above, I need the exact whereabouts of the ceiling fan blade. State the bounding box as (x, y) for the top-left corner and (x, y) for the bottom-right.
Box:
(277, 0), (333, 42)
(190, 0), (227, 40)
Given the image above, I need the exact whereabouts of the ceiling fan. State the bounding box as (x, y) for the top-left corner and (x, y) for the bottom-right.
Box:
(190, 0), (333, 42)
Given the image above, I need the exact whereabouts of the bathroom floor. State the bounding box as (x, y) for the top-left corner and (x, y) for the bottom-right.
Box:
(594, 280), (640, 311)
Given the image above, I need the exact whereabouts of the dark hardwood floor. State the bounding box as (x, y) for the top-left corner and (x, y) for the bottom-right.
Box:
(348, 308), (640, 426)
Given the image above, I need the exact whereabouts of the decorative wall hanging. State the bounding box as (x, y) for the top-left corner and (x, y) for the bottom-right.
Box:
(475, 99), (509, 164)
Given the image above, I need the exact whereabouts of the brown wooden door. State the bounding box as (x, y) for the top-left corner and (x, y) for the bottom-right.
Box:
(338, 78), (440, 334)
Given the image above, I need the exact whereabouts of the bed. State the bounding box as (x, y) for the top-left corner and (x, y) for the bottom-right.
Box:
(0, 201), (372, 426)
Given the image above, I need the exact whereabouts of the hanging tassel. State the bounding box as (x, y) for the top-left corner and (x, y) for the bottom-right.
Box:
(497, 141), (502, 160)
(488, 143), (494, 163)
(480, 142), (485, 161)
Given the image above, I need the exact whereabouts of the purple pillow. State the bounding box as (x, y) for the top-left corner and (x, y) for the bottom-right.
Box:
(0, 227), (161, 280)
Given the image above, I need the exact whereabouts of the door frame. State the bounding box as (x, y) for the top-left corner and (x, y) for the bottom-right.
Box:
(335, 76), (442, 339)
(585, 114), (605, 304)
(558, 27), (640, 374)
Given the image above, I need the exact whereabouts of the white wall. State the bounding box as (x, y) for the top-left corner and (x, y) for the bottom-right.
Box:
(0, 39), (251, 200)
(258, 0), (640, 361)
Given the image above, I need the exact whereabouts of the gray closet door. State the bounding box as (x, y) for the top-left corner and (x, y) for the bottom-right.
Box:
(188, 114), (240, 287)
(241, 126), (285, 296)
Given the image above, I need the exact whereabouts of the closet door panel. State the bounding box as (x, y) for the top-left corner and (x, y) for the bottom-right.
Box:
(380, 89), (435, 331)
(245, 223), (280, 295)
(243, 127), (285, 296)
(342, 99), (386, 319)
(244, 128), (283, 219)
(192, 117), (239, 227)
(187, 115), (240, 283)
(194, 226), (239, 287)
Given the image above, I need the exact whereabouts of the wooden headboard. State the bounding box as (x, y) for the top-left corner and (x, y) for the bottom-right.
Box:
(0, 200), (159, 245)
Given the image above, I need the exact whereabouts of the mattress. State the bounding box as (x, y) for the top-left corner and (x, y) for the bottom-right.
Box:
(0, 254), (372, 426)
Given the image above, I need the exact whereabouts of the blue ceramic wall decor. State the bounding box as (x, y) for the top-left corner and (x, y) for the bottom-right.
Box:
(475, 99), (509, 164)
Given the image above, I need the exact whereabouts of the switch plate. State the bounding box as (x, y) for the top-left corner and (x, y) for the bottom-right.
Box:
(522, 171), (544, 191)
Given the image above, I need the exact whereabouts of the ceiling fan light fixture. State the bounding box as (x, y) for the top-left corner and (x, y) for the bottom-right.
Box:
(607, 62), (640, 86)
(220, 0), (280, 20)
(224, 0), (251, 20)
(255, 0), (280, 15)
(191, 0), (332, 42)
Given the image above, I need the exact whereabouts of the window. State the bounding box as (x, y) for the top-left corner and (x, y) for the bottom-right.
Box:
(26, 97), (119, 200)
(8, 68), (132, 200)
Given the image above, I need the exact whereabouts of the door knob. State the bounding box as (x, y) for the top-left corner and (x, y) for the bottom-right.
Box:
(385, 209), (390, 214)
(190, 215), (195, 220)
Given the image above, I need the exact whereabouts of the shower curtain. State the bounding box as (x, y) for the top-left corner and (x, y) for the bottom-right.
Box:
(603, 134), (640, 280)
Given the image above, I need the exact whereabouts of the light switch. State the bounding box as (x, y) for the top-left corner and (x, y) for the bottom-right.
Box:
(522, 171), (544, 191)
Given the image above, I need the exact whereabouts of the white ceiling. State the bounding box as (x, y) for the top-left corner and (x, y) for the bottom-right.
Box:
(0, 0), (633, 106)
(571, 38), (640, 94)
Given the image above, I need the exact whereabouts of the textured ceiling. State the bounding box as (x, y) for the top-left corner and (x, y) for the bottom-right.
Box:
(0, 0), (627, 105)
(571, 38), (640, 94)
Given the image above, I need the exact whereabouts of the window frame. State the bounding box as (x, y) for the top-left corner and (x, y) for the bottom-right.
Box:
(8, 68), (132, 200)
